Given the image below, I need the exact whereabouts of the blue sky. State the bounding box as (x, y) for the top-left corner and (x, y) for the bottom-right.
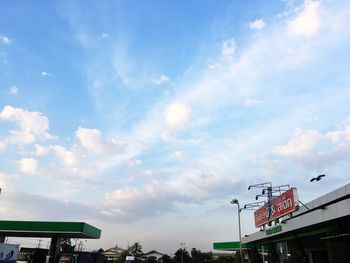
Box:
(1, 0), (350, 254)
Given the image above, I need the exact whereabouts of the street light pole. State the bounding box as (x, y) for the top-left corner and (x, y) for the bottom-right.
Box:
(231, 199), (243, 263)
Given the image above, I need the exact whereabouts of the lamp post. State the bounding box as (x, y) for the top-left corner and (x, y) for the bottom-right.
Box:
(230, 198), (243, 263)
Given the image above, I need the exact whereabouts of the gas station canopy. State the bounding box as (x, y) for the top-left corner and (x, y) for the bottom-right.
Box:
(0, 220), (101, 239)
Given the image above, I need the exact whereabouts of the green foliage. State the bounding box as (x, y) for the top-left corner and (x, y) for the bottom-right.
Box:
(161, 254), (171, 263)
(60, 238), (75, 253)
(174, 248), (191, 263)
(114, 250), (128, 263)
(215, 255), (234, 263)
(190, 248), (213, 262)
(145, 256), (158, 263)
(128, 242), (143, 257)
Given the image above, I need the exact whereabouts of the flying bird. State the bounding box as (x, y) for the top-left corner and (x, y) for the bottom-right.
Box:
(310, 174), (326, 182)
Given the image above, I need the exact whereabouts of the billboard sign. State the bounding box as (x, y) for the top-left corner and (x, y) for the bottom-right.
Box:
(0, 243), (19, 263)
(254, 188), (299, 228)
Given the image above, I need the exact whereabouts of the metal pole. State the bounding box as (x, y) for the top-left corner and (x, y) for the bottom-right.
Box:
(180, 242), (185, 263)
(237, 203), (243, 263)
(262, 245), (265, 262)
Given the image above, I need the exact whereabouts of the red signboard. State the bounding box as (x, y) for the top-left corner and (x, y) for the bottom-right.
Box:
(254, 188), (299, 228)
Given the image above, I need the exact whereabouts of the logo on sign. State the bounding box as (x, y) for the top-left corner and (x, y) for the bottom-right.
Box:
(254, 188), (298, 228)
(6, 250), (14, 259)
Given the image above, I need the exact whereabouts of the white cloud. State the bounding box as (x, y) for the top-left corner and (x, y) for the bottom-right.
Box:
(208, 62), (221, 70)
(75, 32), (92, 47)
(326, 117), (350, 143)
(41, 71), (51, 77)
(128, 159), (142, 167)
(0, 105), (56, 144)
(111, 40), (132, 85)
(141, 169), (155, 177)
(153, 75), (170, 85)
(174, 151), (183, 160)
(76, 127), (126, 155)
(0, 140), (6, 153)
(244, 98), (263, 106)
(9, 86), (18, 95)
(249, 19), (266, 30)
(18, 158), (38, 175)
(34, 144), (49, 156)
(164, 102), (191, 128)
(101, 171), (238, 220)
(271, 118), (350, 168)
(168, 172), (239, 200)
(288, 0), (322, 37)
(272, 129), (323, 156)
(0, 34), (12, 44)
(221, 38), (236, 57)
(101, 33), (109, 38)
(161, 132), (174, 142)
(52, 145), (79, 166)
(266, 119), (350, 175)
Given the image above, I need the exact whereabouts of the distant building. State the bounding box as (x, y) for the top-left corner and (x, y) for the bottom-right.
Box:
(141, 250), (164, 261)
(102, 245), (125, 262)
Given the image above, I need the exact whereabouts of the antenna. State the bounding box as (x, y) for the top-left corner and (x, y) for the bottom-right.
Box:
(248, 182), (272, 190)
(242, 201), (266, 210)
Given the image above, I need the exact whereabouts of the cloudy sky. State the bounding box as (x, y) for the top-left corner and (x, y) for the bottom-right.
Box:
(1, 0), (350, 254)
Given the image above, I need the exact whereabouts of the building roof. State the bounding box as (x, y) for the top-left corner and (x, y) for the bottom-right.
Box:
(0, 220), (101, 239)
(142, 250), (164, 256)
(103, 247), (125, 255)
(103, 250), (121, 256)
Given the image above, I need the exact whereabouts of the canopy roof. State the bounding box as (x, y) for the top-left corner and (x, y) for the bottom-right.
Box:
(0, 220), (101, 239)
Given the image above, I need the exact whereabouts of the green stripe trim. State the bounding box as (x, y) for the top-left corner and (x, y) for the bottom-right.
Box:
(253, 226), (336, 246)
(213, 242), (253, 250)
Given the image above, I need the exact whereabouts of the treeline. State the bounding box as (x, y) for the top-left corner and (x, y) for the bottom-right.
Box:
(100, 242), (238, 263)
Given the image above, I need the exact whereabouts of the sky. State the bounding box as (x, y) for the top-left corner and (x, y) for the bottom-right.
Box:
(0, 0), (350, 255)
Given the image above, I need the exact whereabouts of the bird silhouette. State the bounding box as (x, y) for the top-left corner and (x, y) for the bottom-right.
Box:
(310, 174), (326, 182)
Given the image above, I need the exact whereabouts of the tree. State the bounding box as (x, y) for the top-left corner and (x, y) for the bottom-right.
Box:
(60, 238), (75, 253)
(190, 248), (213, 263)
(145, 256), (158, 263)
(161, 254), (171, 263)
(128, 242), (143, 258)
(115, 250), (128, 263)
(216, 254), (234, 263)
(191, 248), (201, 263)
(174, 248), (191, 263)
(203, 252), (213, 262)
